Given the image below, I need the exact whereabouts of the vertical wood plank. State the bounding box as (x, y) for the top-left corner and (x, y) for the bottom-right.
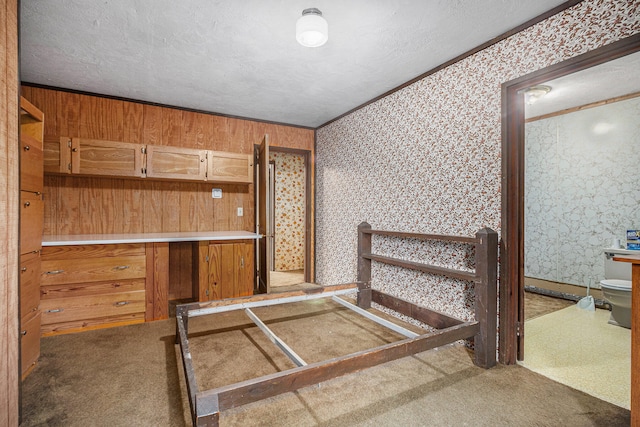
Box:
(163, 181), (180, 232)
(1, 0), (20, 423)
(212, 116), (229, 151)
(144, 181), (163, 233)
(145, 243), (155, 321)
(42, 175), (58, 235)
(143, 104), (163, 146)
(162, 107), (182, 147)
(122, 179), (144, 233)
(123, 101), (144, 144)
(56, 175), (80, 235)
(180, 183), (199, 232)
(57, 90), (80, 138)
(153, 242), (169, 320)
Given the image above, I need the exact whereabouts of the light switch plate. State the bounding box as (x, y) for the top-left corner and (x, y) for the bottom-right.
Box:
(237, 207), (243, 217)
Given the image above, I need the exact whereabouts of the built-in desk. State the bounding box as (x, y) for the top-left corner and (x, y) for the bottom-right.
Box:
(41, 232), (260, 335)
(612, 255), (640, 425)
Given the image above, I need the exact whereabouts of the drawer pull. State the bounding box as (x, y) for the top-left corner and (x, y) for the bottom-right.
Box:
(23, 145), (30, 151)
(113, 265), (130, 271)
(46, 308), (64, 314)
(114, 301), (129, 306)
(45, 270), (65, 275)
(24, 201), (31, 207)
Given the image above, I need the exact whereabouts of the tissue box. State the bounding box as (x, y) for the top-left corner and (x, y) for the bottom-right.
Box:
(627, 230), (640, 250)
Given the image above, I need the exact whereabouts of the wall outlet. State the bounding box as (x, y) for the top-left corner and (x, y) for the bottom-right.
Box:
(212, 188), (222, 199)
(237, 207), (243, 217)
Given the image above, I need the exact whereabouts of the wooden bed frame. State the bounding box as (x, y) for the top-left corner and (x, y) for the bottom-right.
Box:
(176, 223), (498, 426)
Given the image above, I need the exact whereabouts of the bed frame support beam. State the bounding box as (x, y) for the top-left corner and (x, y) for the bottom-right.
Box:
(244, 308), (307, 367)
(331, 295), (419, 338)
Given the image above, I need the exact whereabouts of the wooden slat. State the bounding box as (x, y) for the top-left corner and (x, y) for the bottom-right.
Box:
(364, 253), (477, 282)
(371, 289), (463, 329)
(364, 228), (478, 244)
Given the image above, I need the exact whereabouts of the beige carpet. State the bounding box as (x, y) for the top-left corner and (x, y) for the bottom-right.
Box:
(270, 270), (306, 288)
(520, 305), (630, 409)
(21, 298), (630, 426)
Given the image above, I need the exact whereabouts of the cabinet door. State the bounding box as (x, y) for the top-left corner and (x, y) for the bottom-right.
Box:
(20, 312), (41, 378)
(71, 138), (145, 178)
(20, 251), (41, 319)
(208, 151), (253, 183)
(206, 241), (254, 300)
(236, 242), (254, 297)
(20, 134), (44, 192)
(43, 137), (72, 174)
(20, 191), (44, 255)
(146, 145), (207, 181)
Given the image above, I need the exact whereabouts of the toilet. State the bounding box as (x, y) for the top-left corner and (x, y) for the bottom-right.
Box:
(600, 248), (633, 329)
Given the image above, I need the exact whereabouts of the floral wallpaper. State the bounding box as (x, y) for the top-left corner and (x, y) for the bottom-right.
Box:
(271, 151), (306, 271)
(315, 0), (640, 324)
(525, 96), (640, 289)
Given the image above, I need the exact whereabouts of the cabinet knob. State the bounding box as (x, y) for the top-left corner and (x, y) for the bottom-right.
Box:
(24, 201), (30, 207)
(201, 158), (205, 162)
(72, 148), (78, 152)
(23, 145), (30, 151)
(21, 330), (27, 336)
(21, 267), (27, 272)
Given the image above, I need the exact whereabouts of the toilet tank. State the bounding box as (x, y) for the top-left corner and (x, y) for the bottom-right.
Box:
(604, 248), (633, 280)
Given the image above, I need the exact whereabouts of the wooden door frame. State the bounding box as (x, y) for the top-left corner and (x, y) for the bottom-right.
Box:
(500, 34), (640, 364)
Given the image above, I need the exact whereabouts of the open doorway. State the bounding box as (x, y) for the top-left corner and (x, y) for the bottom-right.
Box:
(268, 150), (307, 289)
(501, 34), (640, 412)
(519, 76), (639, 409)
(255, 141), (314, 293)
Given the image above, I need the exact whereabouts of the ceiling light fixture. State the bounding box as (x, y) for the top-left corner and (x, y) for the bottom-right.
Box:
(523, 85), (551, 105)
(296, 8), (328, 47)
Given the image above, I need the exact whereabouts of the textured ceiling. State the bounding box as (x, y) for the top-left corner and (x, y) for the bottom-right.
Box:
(526, 51), (640, 119)
(20, 0), (570, 128)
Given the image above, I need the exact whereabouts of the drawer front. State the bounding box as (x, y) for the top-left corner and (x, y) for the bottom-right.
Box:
(20, 252), (41, 318)
(20, 191), (44, 254)
(20, 134), (44, 193)
(21, 312), (41, 376)
(41, 278), (145, 300)
(40, 289), (145, 325)
(41, 243), (146, 260)
(41, 255), (146, 286)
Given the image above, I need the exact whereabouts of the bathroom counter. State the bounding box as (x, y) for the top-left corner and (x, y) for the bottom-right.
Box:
(613, 256), (640, 425)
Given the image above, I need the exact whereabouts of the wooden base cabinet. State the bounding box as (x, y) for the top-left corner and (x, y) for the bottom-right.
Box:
(195, 240), (254, 301)
(20, 97), (44, 379)
(40, 244), (147, 336)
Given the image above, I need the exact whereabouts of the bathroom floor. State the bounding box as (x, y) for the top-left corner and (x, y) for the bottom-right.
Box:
(521, 292), (630, 409)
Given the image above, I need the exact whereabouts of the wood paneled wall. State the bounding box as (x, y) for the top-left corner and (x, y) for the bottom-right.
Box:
(21, 86), (315, 236)
(1, 0), (20, 424)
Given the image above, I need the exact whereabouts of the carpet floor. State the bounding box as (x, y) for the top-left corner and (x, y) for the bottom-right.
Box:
(21, 298), (630, 426)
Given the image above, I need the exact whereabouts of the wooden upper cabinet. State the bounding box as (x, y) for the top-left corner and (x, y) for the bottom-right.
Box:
(71, 138), (145, 178)
(208, 151), (253, 183)
(146, 145), (207, 181)
(42, 135), (253, 184)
